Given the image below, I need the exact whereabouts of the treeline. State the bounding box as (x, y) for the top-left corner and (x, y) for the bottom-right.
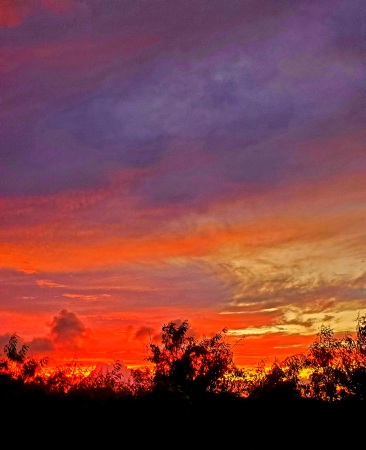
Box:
(1, 315), (366, 445)
(2, 314), (366, 403)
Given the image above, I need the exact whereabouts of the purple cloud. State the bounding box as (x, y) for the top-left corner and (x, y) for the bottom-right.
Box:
(1, 0), (364, 200)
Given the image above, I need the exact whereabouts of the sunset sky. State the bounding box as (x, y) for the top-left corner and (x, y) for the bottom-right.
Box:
(1, 0), (365, 372)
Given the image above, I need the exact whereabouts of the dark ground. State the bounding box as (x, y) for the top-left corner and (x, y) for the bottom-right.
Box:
(1, 391), (363, 447)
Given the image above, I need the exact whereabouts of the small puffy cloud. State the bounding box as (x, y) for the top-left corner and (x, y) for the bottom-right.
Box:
(48, 309), (91, 349)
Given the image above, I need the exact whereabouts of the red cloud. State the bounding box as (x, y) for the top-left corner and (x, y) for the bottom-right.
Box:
(0, 0), (73, 28)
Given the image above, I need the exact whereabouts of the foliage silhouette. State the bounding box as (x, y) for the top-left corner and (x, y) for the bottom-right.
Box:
(247, 357), (302, 400)
(302, 313), (366, 401)
(2, 315), (366, 405)
(2, 317), (366, 446)
(145, 319), (245, 399)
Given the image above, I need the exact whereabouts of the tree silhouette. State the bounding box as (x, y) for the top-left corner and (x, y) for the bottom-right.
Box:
(146, 320), (245, 399)
(302, 314), (366, 401)
(2, 314), (366, 405)
(1, 333), (48, 382)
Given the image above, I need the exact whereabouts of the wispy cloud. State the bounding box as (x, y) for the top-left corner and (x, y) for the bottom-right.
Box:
(63, 293), (110, 301)
(37, 279), (66, 288)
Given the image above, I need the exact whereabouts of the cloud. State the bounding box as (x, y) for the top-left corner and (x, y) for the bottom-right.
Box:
(135, 326), (154, 341)
(27, 336), (55, 353)
(0, 0), (76, 29)
(48, 309), (91, 350)
(63, 293), (99, 301)
(20, 267), (39, 275)
(0, 332), (54, 359)
(1, 0), (364, 198)
(0, 1), (31, 28)
(37, 279), (66, 288)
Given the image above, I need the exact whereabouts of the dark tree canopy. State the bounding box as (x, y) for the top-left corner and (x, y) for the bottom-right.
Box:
(2, 314), (366, 404)
(146, 320), (241, 398)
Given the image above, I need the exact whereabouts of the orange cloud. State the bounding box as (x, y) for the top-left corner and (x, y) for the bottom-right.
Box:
(1, 164), (365, 278)
(1, 188), (365, 274)
(37, 279), (66, 288)
(63, 293), (107, 301)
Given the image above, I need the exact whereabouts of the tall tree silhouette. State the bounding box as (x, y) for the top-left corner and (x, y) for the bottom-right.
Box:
(147, 320), (244, 398)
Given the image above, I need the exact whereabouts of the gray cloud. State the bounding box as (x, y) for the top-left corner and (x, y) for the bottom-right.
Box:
(27, 336), (55, 354)
(48, 309), (90, 348)
(135, 326), (155, 342)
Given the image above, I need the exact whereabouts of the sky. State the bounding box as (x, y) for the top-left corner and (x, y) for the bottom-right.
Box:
(0, 0), (365, 372)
